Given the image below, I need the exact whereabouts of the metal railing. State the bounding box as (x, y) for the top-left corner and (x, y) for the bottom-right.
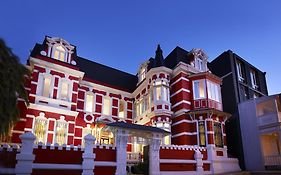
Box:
(127, 152), (142, 163)
(264, 155), (281, 166)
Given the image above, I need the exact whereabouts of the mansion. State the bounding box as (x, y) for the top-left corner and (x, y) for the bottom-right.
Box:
(0, 36), (241, 175)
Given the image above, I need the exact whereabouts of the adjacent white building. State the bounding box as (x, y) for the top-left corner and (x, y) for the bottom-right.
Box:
(239, 94), (281, 170)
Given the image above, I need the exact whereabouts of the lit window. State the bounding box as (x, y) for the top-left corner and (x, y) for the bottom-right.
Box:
(148, 89), (153, 106)
(198, 121), (206, 147)
(82, 124), (93, 146)
(103, 97), (111, 115)
(207, 81), (221, 102)
(34, 113), (47, 144)
(55, 116), (68, 145)
(193, 80), (206, 99)
(60, 81), (69, 100)
(156, 87), (162, 100)
(250, 69), (258, 89)
(85, 93), (94, 112)
(119, 100), (125, 118)
(43, 76), (51, 97)
(140, 68), (146, 82)
(236, 61), (244, 82)
(214, 122), (223, 147)
(53, 45), (66, 62)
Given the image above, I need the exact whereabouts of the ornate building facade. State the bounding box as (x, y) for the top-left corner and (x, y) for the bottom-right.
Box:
(0, 36), (241, 174)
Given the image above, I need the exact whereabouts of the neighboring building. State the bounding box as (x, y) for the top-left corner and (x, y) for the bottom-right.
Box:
(0, 36), (241, 174)
(238, 94), (281, 170)
(208, 50), (268, 169)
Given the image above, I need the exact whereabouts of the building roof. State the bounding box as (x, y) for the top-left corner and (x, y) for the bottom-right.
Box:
(76, 57), (138, 92)
(106, 121), (170, 134)
(164, 46), (192, 69)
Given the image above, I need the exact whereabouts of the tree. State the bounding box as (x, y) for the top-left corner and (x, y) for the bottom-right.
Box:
(0, 39), (30, 138)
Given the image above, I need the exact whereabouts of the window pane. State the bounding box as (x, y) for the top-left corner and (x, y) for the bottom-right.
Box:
(156, 87), (161, 100)
(54, 50), (59, 60)
(86, 94), (94, 112)
(43, 77), (51, 97)
(119, 100), (125, 118)
(214, 122), (223, 147)
(55, 121), (68, 145)
(103, 98), (110, 115)
(61, 82), (69, 100)
(194, 80), (206, 99)
(198, 121), (206, 146)
(34, 117), (47, 143)
(59, 52), (65, 61)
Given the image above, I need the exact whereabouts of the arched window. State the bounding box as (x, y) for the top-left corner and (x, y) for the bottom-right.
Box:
(85, 93), (94, 112)
(214, 122), (223, 147)
(198, 121), (206, 147)
(34, 112), (48, 144)
(55, 116), (68, 145)
(52, 45), (66, 62)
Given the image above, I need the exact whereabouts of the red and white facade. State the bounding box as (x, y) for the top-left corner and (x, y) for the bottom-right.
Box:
(0, 37), (241, 174)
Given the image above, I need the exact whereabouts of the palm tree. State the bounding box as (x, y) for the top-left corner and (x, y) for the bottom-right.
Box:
(0, 39), (30, 138)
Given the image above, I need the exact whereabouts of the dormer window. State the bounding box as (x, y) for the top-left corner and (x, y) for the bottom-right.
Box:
(138, 60), (149, 83)
(138, 67), (146, 83)
(195, 57), (204, 71)
(46, 37), (75, 64)
(191, 48), (208, 72)
(53, 45), (66, 62)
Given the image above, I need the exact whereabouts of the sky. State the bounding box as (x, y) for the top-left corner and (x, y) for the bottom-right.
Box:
(1, 0), (280, 95)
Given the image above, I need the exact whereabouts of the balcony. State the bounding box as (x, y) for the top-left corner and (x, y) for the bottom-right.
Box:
(257, 98), (281, 128)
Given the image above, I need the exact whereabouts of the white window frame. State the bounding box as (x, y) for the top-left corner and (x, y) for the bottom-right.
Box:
(236, 61), (244, 82)
(193, 79), (206, 100)
(207, 80), (221, 102)
(33, 112), (48, 144)
(52, 44), (68, 62)
(41, 74), (53, 98)
(250, 69), (258, 89)
(85, 92), (95, 113)
(118, 99), (126, 118)
(54, 116), (68, 145)
(102, 96), (111, 116)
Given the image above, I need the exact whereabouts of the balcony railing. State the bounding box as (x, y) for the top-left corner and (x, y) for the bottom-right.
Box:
(127, 152), (142, 163)
(264, 155), (281, 166)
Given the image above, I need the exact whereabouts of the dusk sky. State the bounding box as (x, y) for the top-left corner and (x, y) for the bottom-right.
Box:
(1, 0), (280, 95)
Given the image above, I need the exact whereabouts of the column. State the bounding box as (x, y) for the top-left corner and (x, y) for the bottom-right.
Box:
(115, 129), (129, 175)
(15, 132), (36, 175)
(149, 133), (161, 175)
(82, 134), (96, 175)
(194, 150), (204, 173)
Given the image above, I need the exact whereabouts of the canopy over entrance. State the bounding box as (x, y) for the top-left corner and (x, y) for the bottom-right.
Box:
(103, 121), (170, 139)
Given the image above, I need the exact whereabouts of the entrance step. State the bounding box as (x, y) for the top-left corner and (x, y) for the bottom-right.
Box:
(250, 171), (281, 175)
(215, 171), (251, 175)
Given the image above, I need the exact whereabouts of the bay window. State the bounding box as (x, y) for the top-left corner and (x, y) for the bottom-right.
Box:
(207, 81), (221, 102)
(103, 97), (111, 115)
(193, 80), (206, 99)
(154, 80), (170, 102)
(85, 93), (94, 112)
